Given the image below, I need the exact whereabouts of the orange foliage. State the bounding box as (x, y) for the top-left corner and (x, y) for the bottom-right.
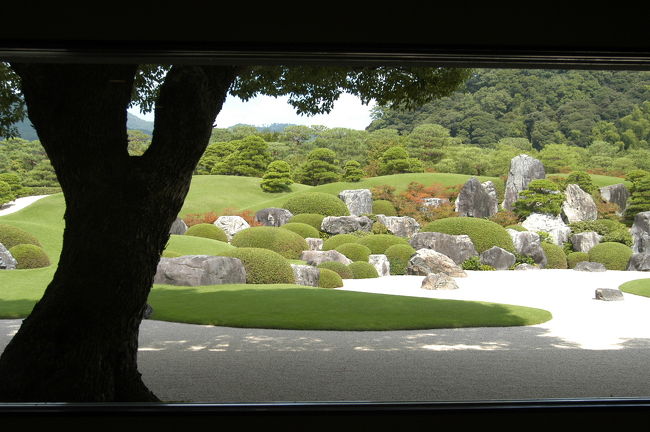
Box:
(219, 207), (263, 227)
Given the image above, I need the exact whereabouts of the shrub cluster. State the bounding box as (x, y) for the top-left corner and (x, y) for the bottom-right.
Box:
(569, 219), (632, 246)
(317, 261), (354, 279)
(540, 242), (568, 269)
(222, 247), (295, 284)
(8, 244), (50, 269)
(348, 261), (379, 279)
(322, 234), (360, 251)
(184, 223), (228, 242)
(335, 243), (372, 262)
(280, 222), (320, 239)
(588, 242), (633, 270)
(283, 192), (350, 216)
(287, 213), (325, 230)
(422, 217), (515, 253)
(461, 256), (496, 271)
(231, 226), (308, 259)
(0, 224), (42, 249)
(566, 251), (589, 268)
(372, 199), (397, 216)
(356, 234), (410, 254)
(384, 243), (416, 275)
(318, 268), (344, 288)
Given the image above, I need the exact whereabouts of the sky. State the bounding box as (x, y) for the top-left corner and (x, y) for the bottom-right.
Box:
(128, 93), (375, 130)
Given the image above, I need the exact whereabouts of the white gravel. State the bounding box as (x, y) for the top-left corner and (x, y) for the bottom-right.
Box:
(0, 195), (49, 216)
(337, 270), (650, 350)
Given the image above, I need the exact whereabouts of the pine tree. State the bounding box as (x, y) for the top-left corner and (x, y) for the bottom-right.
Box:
(342, 160), (364, 182)
(260, 160), (293, 192)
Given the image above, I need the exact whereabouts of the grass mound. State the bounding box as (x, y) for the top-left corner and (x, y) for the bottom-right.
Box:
(335, 243), (372, 262)
(287, 213), (325, 230)
(356, 234), (410, 254)
(348, 261), (379, 279)
(317, 261), (354, 279)
(231, 226), (308, 259)
(280, 222), (320, 239)
(184, 223), (228, 242)
(283, 192), (350, 216)
(588, 242), (633, 270)
(318, 268), (344, 288)
(422, 217), (515, 253)
(0, 224), (42, 249)
(8, 244), (50, 269)
(221, 247), (295, 284)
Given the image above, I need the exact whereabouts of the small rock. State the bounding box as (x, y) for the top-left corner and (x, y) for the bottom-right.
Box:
(407, 249), (467, 277)
(291, 264), (320, 287)
(300, 250), (353, 266)
(507, 229), (547, 268)
(320, 216), (373, 235)
(420, 197), (450, 210)
(0, 243), (17, 270)
(480, 246), (516, 270)
(169, 218), (188, 235)
(368, 254), (390, 277)
(421, 273), (459, 290)
(570, 231), (602, 253)
(595, 288), (624, 301)
(627, 253), (650, 271)
(409, 232), (478, 265)
(375, 215), (420, 238)
(573, 261), (607, 272)
(214, 216), (250, 241)
(255, 208), (293, 227)
(514, 263), (539, 270)
(305, 237), (323, 251)
(521, 213), (571, 245)
(338, 189), (373, 216)
(154, 255), (247, 286)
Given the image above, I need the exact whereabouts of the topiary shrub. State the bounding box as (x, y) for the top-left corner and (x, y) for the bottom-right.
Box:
(461, 256), (496, 271)
(222, 247), (295, 284)
(230, 226), (308, 259)
(566, 251), (589, 268)
(280, 222), (320, 239)
(322, 234), (360, 251)
(348, 261), (379, 279)
(372, 199), (398, 216)
(288, 213), (325, 230)
(184, 223), (228, 242)
(384, 243), (416, 275)
(334, 243), (372, 262)
(317, 261), (354, 279)
(513, 179), (565, 219)
(8, 244), (50, 269)
(422, 217), (515, 253)
(356, 234), (410, 254)
(588, 242), (633, 270)
(0, 224), (42, 249)
(540, 242), (568, 269)
(570, 219), (632, 246)
(318, 268), (344, 288)
(283, 192), (349, 216)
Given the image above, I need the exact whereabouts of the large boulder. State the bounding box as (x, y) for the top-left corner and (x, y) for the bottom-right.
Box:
(454, 177), (499, 218)
(0, 243), (17, 270)
(507, 229), (548, 268)
(154, 255), (246, 286)
(300, 250), (353, 266)
(631, 211), (650, 253)
(368, 254), (391, 277)
(561, 184), (598, 223)
(573, 261), (607, 272)
(421, 273), (459, 290)
(375, 215), (420, 238)
(169, 218), (188, 235)
(627, 253), (650, 271)
(321, 215), (373, 235)
(407, 249), (467, 277)
(409, 232), (478, 265)
(291, 264), (320, 287)
(570, 231), (602, 253)
(305, 237), (323, 251)
(480, 246), (516, 270)
(255, 207), (293, 227)
(503, 154), (546, 210)
(338, 189), (372, 216)
(521, 213), (572, 245)
(600, 183), (630, 216)
(214, 216), (250, 241)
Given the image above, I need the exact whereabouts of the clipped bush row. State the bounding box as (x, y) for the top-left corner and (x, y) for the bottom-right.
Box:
(0, 224), (50, 269)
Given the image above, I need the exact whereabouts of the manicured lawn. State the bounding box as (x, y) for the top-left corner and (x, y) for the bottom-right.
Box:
(619, 279), (650, 297)
(164, 234), (234, 256)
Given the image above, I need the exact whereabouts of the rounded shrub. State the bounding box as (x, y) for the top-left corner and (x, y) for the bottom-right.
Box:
(231, 226), (308, 259)
(348, 261), (379, 279)
(356, 234), (410, 254)
(287, 213), (325, 230)
(283, 192), (350, 216)
(335, 243), (372, 262)
(184, 223), (228, 242)
(317, 261), (354, 279)
(318, 268), (344, 288)
(0, 224), (42, 249)
(566, 251), (589, 269)
(384, 243), (416, 275)
(540, 242), (568, 269)
(422, 217), (515, 253)
(588, 242), (633, 270)
(322, 234), (360, 251)
(8, 244), (50, 269)
(372, 199), (397, 216)
(280, 222), (320, 239)
(222, 247), (295, 284)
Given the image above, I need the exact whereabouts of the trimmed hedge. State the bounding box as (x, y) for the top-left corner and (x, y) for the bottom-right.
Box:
(8, 244), (50, 269)
(287, 213), (325, 230)
(184, 223), (228, 242)
(231, 226), (308, 259)
(348, 261), (379, 279)
(318, 268), (344, 288)
(422, 217), (515, 253)
(322, 234), (360, 251)
(372, 199), (398, 216)
(384, 243), (416, 275)
(222, 247), (295, 284)
(280, 222), (320, 239)
(588, 242), (633, 270)
(317, 261), (354, 279)
(334, 243), (372, 262)
(0, 224), (42, 249)
(566, 251), (589, 269)
(540, 242), (568, 269)
(356, 234), (410, 254)
(283, 192), (350, 216)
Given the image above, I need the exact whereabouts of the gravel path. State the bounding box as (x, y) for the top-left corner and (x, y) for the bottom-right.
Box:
(0, 195), (49, 216)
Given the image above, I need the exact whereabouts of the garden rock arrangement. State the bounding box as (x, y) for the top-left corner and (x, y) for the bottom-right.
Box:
(321, 215), (373, 235)
(595, 288), (624, 301)
(214, 215), (250, 241)
(154, 255), (246, 286)
(255, 207), (293, 227)
(369, 254), (390, 277)
(455, 177), (498, 218)
(631, 211), (650, 253)
(375, 215), (420, 238)
(507, 230), (547, 267)
(573, 261), (607, 272)
(407, 249), (467, 277)
(480, 246), (516, 270)
(338, 189), (372, 216)
(169, 218), (188, 235)
(503, 154), (546, 210)
(291, 263), (320, 286)
(561, 184), (598, 223)
(522, 213), (572, 245)
(600, 184), (630, 216)
(570, 231), (602, 253)
(420, 273), (459, 290)
(0, 243), (17, 270)
(300, 250), (353, 266)
(409, 232), (478, 265)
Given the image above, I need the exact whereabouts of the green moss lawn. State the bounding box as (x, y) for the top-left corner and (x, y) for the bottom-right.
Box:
(620, 279), (650, 297)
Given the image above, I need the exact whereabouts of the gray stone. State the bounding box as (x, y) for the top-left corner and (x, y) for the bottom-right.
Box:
(214, 216), (250, 241)
(291, 264), (321, 287)
(600, 183), (630, 216)
(627, 253), (650, 271)
(574, 261), (607, 272)
(407, 249), (467, 277)
(514, 263), (540, 270)
(368, 254), (390, 277)
(521, 213), (572, 245)
(375, 215), (420, 238)
(300, 250), (353, 266)
(595, 288), (624, 301)
(631, 211), (650, 253)
(409, 232), (478, 265)
(570, 231), (602, 253)
(507, 229), (548, 268)
(561, 184), (598, 223)
(420, 197), (450, 210)
(454, 177), (498, 218)
(503, 154), (546, 210)
(421, 273), (459, 290)
(255, 207), (293, 227)
(0, 243), (17, 270)
(305, 237), (323, 251)
(338, 189), (372, 216)
(154, 255), (247, 286)
(169, 218), (188, 235)
(480, 246), (516, 270)
(321, 216), (373, 235)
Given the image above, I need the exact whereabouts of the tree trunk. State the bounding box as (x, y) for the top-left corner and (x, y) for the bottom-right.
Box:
(0, 63), (236, 401)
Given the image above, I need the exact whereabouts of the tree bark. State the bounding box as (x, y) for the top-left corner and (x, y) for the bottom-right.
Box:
(0, 63), (236, 401)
